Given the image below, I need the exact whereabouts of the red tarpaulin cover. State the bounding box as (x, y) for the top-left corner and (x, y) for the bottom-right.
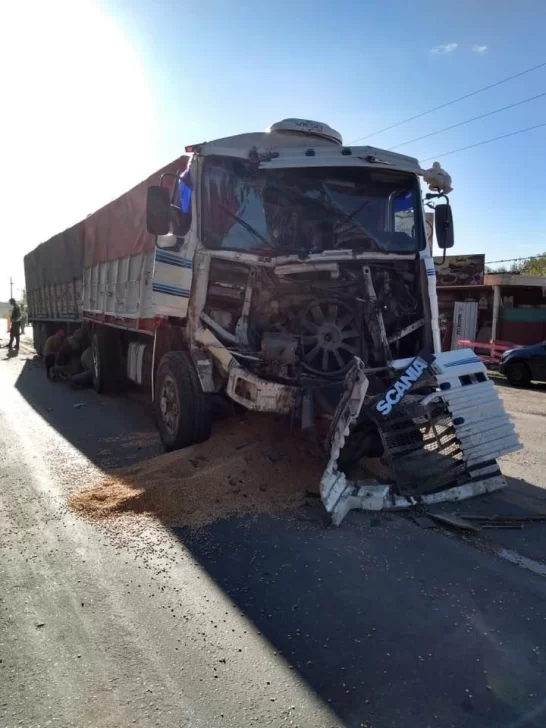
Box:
(83, 155), (188, 267)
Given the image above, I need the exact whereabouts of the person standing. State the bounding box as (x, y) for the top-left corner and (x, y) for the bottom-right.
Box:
(8, 299), (22, 353)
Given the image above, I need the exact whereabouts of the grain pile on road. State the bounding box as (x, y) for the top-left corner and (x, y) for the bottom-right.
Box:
(69, 414), (324, 528)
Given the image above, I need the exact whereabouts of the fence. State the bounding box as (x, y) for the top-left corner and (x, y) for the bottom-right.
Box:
(457, 339), (519, 366)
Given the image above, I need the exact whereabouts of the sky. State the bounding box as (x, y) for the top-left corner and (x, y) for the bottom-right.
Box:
(1, 0), (545, 300)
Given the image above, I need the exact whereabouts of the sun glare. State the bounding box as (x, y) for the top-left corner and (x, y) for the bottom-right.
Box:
(0, 0), (159, 297)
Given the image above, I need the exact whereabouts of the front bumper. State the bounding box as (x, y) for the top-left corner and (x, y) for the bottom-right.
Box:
(226, 364), (298, 414)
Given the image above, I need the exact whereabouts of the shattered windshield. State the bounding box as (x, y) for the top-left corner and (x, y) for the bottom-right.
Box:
(202, 156), (424, 255)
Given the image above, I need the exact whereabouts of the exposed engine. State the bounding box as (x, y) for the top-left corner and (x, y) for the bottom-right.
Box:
(204, 258), (427, 385)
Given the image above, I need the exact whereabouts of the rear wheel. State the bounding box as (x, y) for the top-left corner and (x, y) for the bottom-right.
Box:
(506, 361), (531, 388)
(92, 328), (124, 393)
(154, 351), (212, 451)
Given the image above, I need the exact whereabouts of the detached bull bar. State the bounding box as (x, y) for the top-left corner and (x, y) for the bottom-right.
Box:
(321, 348), (522, 526)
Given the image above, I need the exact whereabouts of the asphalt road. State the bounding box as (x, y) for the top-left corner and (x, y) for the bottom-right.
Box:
(1, 333), (546, 728)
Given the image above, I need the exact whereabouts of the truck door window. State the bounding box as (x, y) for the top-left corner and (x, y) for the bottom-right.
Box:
(202, 157), (270, 251)
(393, 190), (415, 239)
(172, 169), (192, 237)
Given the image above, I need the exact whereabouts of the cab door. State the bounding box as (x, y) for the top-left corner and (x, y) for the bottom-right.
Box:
(152, 167), (194, 319)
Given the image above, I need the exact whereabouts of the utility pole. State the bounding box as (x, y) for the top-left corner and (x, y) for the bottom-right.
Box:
(9, 277), (13, 299)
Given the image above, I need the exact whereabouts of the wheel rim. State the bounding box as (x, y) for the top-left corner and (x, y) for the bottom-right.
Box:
(300, 299), (361, 376)
(159, 374), (180, 436)
(92, 341), (100, 381)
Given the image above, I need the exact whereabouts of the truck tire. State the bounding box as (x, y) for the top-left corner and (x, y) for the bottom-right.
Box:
(154, 351), (212, 451)
(92, 328), (123, 393)
(505, 361), (531, 388)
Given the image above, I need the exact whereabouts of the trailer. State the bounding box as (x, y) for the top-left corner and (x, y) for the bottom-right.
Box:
(25, 118), (522, 524)
(24, 222), (84, 354)
(25, 155), (187, 358)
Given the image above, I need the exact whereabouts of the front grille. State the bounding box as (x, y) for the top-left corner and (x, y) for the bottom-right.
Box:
(376, 400), (468, 497)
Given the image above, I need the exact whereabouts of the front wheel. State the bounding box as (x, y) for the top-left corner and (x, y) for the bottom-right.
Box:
(154, 351), (212, 451)
(505, 361), (531, 388)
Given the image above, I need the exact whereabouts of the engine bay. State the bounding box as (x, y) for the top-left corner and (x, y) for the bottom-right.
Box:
(204, 257), (428, 386)
(197, 257), (517, 517)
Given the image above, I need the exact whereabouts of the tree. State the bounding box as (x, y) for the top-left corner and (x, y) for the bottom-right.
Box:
(486, 261), (523, 274)
(519, 253), (546, 277)
(486, 254), (546, 276)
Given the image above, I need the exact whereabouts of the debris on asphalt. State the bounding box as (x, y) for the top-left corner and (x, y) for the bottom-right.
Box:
(410, 514), (437, 529)
(68, 414), (323, 528)
(423, 511), (546, 532)
(73, 402), (87, 409)
(428, 513), (481, 532)
(104, 432), (160, 449)
(459, 513), (546, 524)
(452, 512), (546, 529)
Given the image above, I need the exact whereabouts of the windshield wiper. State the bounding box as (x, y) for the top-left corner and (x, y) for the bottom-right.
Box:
(219, 204), (274, 249)
(264, 181), (383, 251)
(322, 197), (385, 250)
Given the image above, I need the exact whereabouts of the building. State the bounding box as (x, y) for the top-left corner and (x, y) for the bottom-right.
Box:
(436, 257), (546, 349)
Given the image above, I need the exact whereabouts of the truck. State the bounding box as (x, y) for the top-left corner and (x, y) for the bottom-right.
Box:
(25, 118), (521, 524)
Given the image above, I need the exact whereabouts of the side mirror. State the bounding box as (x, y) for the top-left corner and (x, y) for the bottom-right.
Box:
(434, 203), (454, 249)
(146, 186), (171, 236)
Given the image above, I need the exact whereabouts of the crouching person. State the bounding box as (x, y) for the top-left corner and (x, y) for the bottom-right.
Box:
(51, 327), (88, 381)
(43, 329), (66, 379)
(70, 346), (94, 388)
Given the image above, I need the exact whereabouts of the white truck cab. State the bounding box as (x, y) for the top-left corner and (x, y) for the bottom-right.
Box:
(146, 118), (520, 524)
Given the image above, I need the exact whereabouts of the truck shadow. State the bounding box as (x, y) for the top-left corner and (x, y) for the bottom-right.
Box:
(14, 356), (163, 468)
(170, 498), (546, 728)
(14, 358), (546, 728)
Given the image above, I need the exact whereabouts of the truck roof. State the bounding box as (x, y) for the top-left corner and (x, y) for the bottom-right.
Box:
(24, 119), (426, 294)
(198, 130), (422, 176)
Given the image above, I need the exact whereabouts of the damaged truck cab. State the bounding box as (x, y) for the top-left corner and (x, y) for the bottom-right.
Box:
(145, 118), (520, 524)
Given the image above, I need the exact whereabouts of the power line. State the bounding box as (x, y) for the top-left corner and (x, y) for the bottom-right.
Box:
(349, 60), (546, 144)
(389, 92), (546, 150)
(486, 254), (546, 265)
(420, 121), (546, 162)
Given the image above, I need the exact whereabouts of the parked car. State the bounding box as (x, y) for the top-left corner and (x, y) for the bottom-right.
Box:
(499, 341), (546, 387)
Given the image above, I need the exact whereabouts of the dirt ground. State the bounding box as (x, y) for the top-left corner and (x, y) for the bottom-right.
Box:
(69, 413), (323, 527)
